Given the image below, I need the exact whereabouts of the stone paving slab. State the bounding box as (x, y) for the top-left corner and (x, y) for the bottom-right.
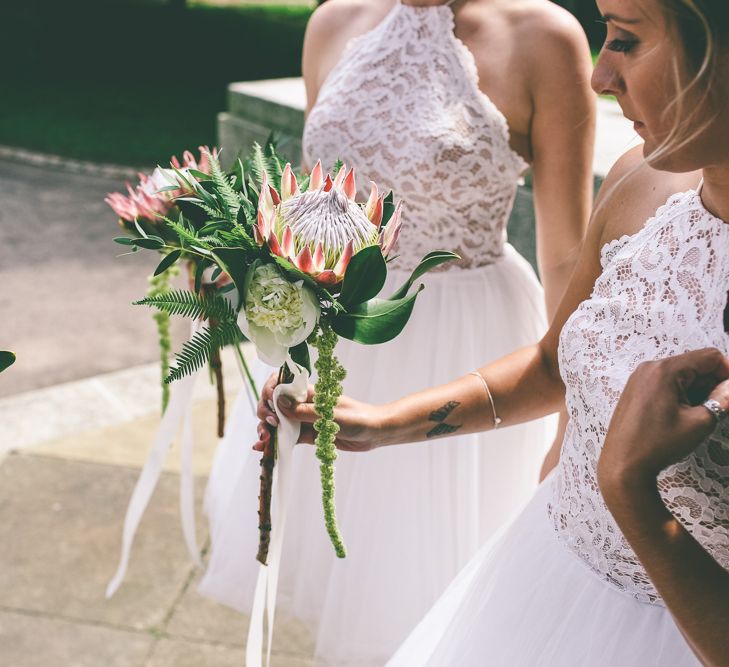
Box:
(146, 638), (245, 667)
(0, 455), (203, 632)
(0, 454), (202, 631)
(168, 569), (320, 659)
(29, 397), (226, 477)
(0, 449), (323, 666)
(0, 608), (153, 667)
(0, 344), (249, 457)
(0, 157), (188, 398)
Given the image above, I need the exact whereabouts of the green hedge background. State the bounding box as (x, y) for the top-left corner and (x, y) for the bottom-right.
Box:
(0, 1), (603, 164)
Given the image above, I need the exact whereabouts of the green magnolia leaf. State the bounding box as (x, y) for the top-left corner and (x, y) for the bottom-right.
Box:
(213, 248), (250, 308)
(381, 190), (395, 227)
(231, 158), (245, 192)
(194, 258), (210, 294)
(331, 285), (425, 344)
(171, 165), (198, 193)
(388, 251), (460, 301)
(154, 249), (182, 276)
(131, 237), (165, 250)
(113, 236), (134, 246)
(337, 245), (386, 307)
(289, 341), (312, 375)
(210, 266), (223, 282)
(188, 168), (211, 182)
(0, 351), (16, 373)
(199, 220), (228, 236)
(134, 219), (149, 239)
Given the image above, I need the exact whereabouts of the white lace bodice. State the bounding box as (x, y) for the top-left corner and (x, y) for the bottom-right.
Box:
(550, 190), (729, 604)
(303, 0), (528, 271)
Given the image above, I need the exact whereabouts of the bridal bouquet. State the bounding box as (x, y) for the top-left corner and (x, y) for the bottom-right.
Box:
(106, 147), (238, 432)
(122, 144), (457, 561)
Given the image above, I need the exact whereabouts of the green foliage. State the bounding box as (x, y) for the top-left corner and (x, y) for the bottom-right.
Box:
(154, 250), (182, 276)
(135, 289), (237, 323)
(310, 323), (347, 558)
(337, 245), (386, 307)
(1, 3), (311, 164)
(388, 251), (460, 301)
(205, 148), (241, 220)
(289, 340), (311, 375)
(147, 269), (178, 413)
(331, 287), (425, 345)
(166, 321), (242, 383)
(0, 351), (16, 374)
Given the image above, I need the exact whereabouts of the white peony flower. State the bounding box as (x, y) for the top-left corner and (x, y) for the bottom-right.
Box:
(238, 263), (320, 366)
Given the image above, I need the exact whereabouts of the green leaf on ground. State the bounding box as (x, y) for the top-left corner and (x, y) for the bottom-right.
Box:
(0, 351), (16, 373)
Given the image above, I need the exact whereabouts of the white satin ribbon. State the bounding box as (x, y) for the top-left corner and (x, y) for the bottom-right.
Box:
(106, 324), (203, 598)
(246, 358), (309, 667)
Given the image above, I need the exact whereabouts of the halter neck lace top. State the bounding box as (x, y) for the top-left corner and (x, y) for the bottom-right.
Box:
(551, 189), (729, 604)
(303, 0), (528, 271)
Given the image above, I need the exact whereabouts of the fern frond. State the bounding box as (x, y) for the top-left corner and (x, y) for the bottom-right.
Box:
(204, 148), (241, 220)
(135, 289), (237, 322)
(186, 198), (224, 219)
(265, 155), (284, 188)
(248, 143), (268, 187)
(217, 227), (258, 251)
(163, 220), (212, 249)
(166, 321), (242, 383)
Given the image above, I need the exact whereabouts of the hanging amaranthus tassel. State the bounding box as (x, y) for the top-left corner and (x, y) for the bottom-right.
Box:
(147, 264), (178, 413)
(311, 322), (347, 558)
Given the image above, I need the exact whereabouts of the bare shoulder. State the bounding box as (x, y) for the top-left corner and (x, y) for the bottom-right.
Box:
(595, 145), (702, 246)
(490, 0), (593, 103)
(303, 0), (390, 108)
(305, 0), (375, 39)
(507, 0), (590, 59)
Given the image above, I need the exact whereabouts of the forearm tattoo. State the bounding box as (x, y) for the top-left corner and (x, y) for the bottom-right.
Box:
(426, 400), (462, 438)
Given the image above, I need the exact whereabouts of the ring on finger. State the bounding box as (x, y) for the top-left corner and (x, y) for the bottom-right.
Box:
(702, 398), (727, 423)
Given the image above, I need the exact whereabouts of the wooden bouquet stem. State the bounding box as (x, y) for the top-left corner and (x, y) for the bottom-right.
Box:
(210, 340), (225, 438)
(256, 364), (293, 565)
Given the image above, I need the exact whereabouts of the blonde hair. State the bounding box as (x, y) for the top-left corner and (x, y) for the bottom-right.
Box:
(593, 1), (728, 220)
(647, 0), (729, 164)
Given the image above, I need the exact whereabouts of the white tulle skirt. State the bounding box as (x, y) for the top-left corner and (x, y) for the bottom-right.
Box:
(388, 475), (699, 666)
(200, 244), (557, 665)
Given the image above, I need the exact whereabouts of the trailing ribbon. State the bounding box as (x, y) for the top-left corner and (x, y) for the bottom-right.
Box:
(106, 324), (203, 599)
(246, 358), (309, 667)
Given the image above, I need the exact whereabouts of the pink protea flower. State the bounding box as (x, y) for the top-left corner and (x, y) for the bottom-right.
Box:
(171, 145), (218, 174)
(105, 146), (217, 223)
(255, 161), (403, 286)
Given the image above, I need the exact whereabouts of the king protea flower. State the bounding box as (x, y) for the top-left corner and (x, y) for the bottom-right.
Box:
(105, 146), (218, 223)
(254, 161), (403, 286)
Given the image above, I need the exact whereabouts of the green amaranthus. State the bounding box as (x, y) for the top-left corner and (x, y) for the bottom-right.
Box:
(147, 263), (178, 413)
(311, 322), (348, 557)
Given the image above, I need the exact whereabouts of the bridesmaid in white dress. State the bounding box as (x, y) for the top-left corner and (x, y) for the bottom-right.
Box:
(257, 0), (729, 663)
(201, 0), (593, 663)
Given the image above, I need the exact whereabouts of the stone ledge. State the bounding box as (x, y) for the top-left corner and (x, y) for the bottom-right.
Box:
(0, 145), (140, 180)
